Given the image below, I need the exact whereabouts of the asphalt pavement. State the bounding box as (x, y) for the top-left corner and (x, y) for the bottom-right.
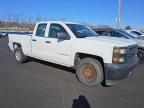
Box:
(0, 37), (144, 108)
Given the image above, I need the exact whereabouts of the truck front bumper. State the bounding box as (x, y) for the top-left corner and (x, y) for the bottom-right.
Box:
(104, 56), (138, 86)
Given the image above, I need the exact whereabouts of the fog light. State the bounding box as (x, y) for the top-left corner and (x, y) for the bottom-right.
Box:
(112, 58), (120, 62)
(113, 57), (126, 63)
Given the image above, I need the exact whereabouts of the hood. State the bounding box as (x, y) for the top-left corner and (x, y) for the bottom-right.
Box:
(132, 38), (144, 47)
(84, 36), (137, 47)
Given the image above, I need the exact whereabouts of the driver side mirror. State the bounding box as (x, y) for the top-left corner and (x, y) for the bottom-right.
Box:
(57, 32), (70, 40)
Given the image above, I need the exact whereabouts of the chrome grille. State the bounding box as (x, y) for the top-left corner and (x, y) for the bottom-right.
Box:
(127, 45), (138, 57)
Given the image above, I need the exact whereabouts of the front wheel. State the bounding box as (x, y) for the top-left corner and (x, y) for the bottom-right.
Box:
(14, 47), (27, 63)
(76, 58), (103, 87)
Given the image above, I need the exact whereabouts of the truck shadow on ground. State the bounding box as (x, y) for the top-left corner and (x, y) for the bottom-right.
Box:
(27, 58), (107, 87)
(72, 95), (91, 108)
(28, 58), (76, 74)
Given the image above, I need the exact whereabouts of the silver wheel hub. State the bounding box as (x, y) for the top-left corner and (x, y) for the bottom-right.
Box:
(15, 51), (21, 61)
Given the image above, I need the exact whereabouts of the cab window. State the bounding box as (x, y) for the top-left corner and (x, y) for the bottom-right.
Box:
(35, 24), (47, 37)
(48, 24), (69, 38)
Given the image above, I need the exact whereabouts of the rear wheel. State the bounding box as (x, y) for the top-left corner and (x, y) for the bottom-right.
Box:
(76, 58), (103, 86)
(138, 49), (144, 63)
(14, 47), (27, 63)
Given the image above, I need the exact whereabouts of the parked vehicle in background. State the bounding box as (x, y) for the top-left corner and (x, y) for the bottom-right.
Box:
(126, 30), (144, 37)
(93, 28), (144, 63)
(8, 21), (138, 86)
(0, 32), (8, 38)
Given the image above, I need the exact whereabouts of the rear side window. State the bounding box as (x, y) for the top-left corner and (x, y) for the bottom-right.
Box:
(36, 24), (47, 37)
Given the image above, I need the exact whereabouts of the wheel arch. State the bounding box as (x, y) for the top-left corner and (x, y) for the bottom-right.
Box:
(13, 42), (22, 51)
(74, 52), (104, 69)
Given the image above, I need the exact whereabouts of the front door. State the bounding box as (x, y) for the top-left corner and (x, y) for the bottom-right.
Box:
(44, 23), (71, 66)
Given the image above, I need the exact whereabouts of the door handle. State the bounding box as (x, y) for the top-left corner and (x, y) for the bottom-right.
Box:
(45, 41), (51, 43)
(32, 39), (37, 42)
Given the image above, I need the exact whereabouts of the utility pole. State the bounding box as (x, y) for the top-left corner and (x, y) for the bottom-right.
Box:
(117, 0), (121, 29)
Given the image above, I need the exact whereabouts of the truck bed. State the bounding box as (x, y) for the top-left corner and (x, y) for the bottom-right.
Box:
(8, 34), (32, 56)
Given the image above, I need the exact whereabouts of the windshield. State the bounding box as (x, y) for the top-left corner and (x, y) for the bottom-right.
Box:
(66, 24), (98, 38)
(119, 30), (138, 39)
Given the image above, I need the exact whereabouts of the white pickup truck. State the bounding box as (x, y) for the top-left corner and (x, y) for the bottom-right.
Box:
(8, 21), (138, 86)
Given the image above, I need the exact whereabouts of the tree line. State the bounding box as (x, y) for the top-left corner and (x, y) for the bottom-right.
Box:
(0, 13), (113, 31)
(0, 13), (143, 32)
(0, 14), (47, 30)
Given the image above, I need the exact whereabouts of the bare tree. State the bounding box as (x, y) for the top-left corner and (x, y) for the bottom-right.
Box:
(6, 13), (13, 22)
(13, 14), (20, 24)
(36, 14), (42, 22)
(59, 18), (68, 21)
(82, 22), (97, 29)
(125, 26), (132, 30)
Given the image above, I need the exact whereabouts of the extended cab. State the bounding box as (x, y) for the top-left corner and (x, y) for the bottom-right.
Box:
(8, 21), (138, 86)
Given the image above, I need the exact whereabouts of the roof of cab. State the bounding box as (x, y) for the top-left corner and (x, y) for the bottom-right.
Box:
(37, 21), (81, 25)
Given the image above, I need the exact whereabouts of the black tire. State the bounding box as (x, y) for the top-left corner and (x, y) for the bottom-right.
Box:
(76, 57), (103, 86)
(138, 49), (144, 63)
(14, 47), (27, 63)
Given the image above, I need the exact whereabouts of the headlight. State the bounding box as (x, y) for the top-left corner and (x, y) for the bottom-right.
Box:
(113, 47), (127, 63)
(113, 48), (127, 54)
